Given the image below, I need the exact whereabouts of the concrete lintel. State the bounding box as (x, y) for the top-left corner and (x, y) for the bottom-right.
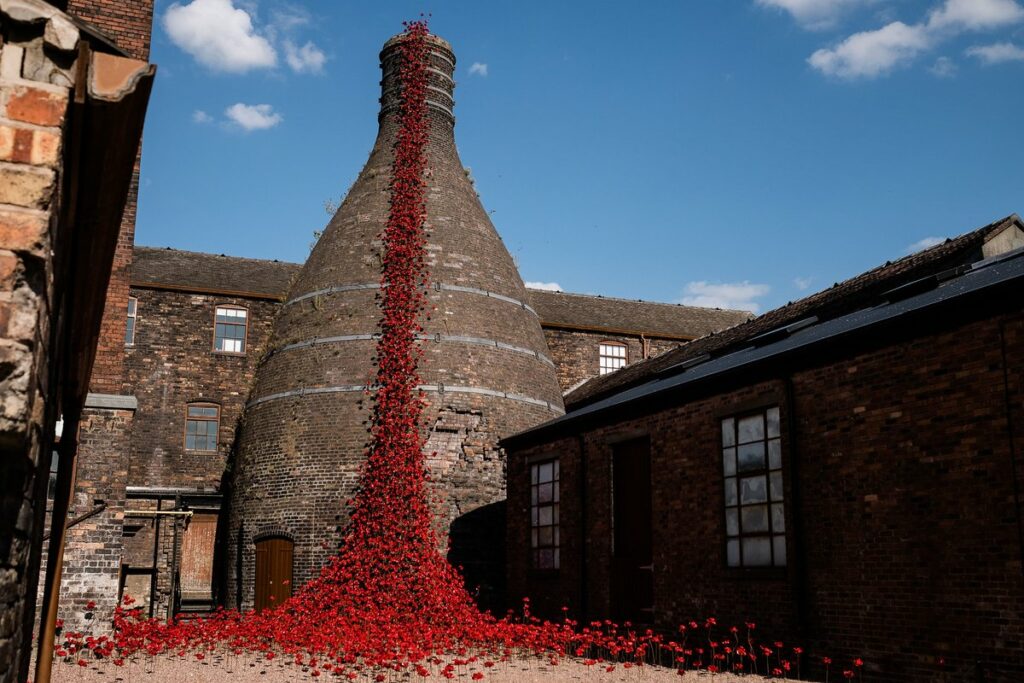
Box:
(84, 393), (137, 411)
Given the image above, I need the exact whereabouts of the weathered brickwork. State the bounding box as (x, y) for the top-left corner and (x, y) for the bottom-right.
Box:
(509, 307), (1024, 682)
(542, 327), (680, 393)
(67, 0), (153, 61)
(0, 15), (71, 680)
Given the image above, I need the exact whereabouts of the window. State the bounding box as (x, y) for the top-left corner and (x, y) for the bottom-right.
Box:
(530, 459), (560, 569)
(722, 406), (786, 567)
(185, 404), (220, 452)
(214, 306), (247, 354)
(125, 297), (137, 345)
(599, 342), (627, 375)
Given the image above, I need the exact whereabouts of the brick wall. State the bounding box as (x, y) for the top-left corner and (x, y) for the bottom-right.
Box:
(542, 327), (681, 393)
(509, 308), (1024, 682)
(0, 29), (72, 682)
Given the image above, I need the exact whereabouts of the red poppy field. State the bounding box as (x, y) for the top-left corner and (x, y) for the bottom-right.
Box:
(42, 21), (863, 683)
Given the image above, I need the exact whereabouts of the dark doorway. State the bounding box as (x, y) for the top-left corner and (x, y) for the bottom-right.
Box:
(610, 437), (653, 624)
(254, 536), (293, 612)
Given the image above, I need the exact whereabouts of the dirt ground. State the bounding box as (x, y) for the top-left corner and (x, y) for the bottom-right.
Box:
(48, 653), (772, 682)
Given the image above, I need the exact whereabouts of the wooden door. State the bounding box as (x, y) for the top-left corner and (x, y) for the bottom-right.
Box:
(179, 513), (217, 601)
(610, 438), (653, 624)
(254, 537), (293, 612)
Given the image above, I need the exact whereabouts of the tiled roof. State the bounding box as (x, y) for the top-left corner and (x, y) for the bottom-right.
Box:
(563, 214), (1023, 410)
(130, 247), (301, 299)
(526, 289), (751, 339)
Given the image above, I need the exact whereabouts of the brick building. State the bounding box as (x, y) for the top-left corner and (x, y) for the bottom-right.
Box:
(0, 0), (154, 680)
(503, 215), (1024, 682)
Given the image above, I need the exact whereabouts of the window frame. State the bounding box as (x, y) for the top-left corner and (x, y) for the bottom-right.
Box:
(125, 296), (138, 346)
(720, 405), (787, 569)
(212, 304), (249, 355)
(529, 457), (561, 572)
(598, 341), (628, 376)
(184, 403), (221, 454)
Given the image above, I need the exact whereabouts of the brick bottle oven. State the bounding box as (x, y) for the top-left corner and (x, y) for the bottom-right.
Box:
(226, 32), (564, 611)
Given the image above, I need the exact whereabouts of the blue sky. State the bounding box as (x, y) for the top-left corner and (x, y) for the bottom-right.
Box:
(139, 0), (1024, 313)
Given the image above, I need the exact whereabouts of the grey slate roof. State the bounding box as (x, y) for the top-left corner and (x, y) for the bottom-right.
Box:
(563, 214), (1023, 411)
(130, 247), (301, 299)
(526, 289), (751, 339)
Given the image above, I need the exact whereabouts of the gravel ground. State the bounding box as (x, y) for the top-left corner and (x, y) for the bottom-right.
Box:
(48, 654), (771, 682)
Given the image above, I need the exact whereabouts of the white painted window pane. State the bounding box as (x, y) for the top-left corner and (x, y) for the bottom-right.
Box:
(538, 527), (553, 546)
(553, 460), (559, 478)
(538, 549), (554, 569)
(743, 537), (772, 566)
(737, 442), (765, 472)
(725, 508), (739, 536)
(740, 475), (767, 504)
(538, 462), (553, 483)
(127, 298), (137, 315)
(553, 481), (560, 503)
(738, 415), (764, 444)
(768, 438), (782, 469)
(722, 448), (736, 476)
(530, 486), (538, 506)
(771, 503), (786, 533)
(773, 535), (787, 566)
(530, 507), (538, 526)
(530, 465), (538, 484)
(530, 529), (538, 548)
(724, 477), (737, 506)
(721, 418), (735, 447)
(741, 505), (769, 533)
(553, 505), (559, 524)
(726, 539), (740, 567)
(766, 406), (780, 438)
(553, 549), (560, 569)
(769, 472), (784, 501)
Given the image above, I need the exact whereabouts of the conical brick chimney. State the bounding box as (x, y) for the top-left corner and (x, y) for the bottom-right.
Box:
(226, 32), (564, 611)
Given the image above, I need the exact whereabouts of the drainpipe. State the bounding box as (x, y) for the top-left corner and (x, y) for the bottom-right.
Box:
(167, 495), (182, 620)
(783, 377), (810, 637)
(34, 421), (80, 683)
(150, 498), (161, 619)
(577, 434), (589, 621)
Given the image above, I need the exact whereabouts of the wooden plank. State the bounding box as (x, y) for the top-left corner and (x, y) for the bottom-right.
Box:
(179, 513), (217, 600)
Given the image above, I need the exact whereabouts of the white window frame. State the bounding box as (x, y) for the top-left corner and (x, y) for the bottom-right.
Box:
(125, 297), (138, 346)
(599, 342), (627, 375)
(721, 406), (786, 568)
(213, 305), (248, 354)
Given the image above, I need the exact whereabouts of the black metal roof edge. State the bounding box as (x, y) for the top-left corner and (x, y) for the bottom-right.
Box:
(501, 248), (1024, 450)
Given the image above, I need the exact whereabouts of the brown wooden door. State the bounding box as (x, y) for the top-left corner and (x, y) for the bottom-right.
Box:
(179, 513), (217, 601)
(611, 438), (654, 624)
(254, 537), (293, 612)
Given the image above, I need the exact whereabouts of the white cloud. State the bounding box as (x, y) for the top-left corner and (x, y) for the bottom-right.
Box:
(225, 103), (282, 131)
(808, 21), (930, 78)
(192, 109), (213, 124)
(164, 0), (277, 73)
(284, 40), (326, 73)
(794, 276), (814, 291)
(966, 41), (1024, 63)
(469, 62), (489, 77)
(807, 0), (1024, 79)
(755, 0), (868, 30)
(680, 281), (770, 313)
(928, 56), (958, 76)
(927, 0), (1024, 31)
(906, 236), (945, 253)
(524, 281), (563, 292)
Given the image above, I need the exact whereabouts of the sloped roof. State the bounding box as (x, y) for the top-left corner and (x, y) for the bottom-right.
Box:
(130, 247), (301, 300)
(563, 214), (1023, 411)
(526, 289), (751, 340)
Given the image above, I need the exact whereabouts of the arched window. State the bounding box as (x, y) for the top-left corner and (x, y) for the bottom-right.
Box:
(254, 536), (293, 612)
(213, 305), (248, 354)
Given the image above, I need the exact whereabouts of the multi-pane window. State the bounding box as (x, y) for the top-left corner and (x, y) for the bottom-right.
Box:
(530, 459), (560, 570)
(599, 342), (627, 375)
(214, 306), (247, 354)
(125, 297), (137, 345)
(722, 406), (786, 567)
(185, 404), (220, 452)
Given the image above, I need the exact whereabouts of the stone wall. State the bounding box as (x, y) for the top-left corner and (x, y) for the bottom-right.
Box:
(0, 11), (72, 680)
(509, 306), (1024, 682)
